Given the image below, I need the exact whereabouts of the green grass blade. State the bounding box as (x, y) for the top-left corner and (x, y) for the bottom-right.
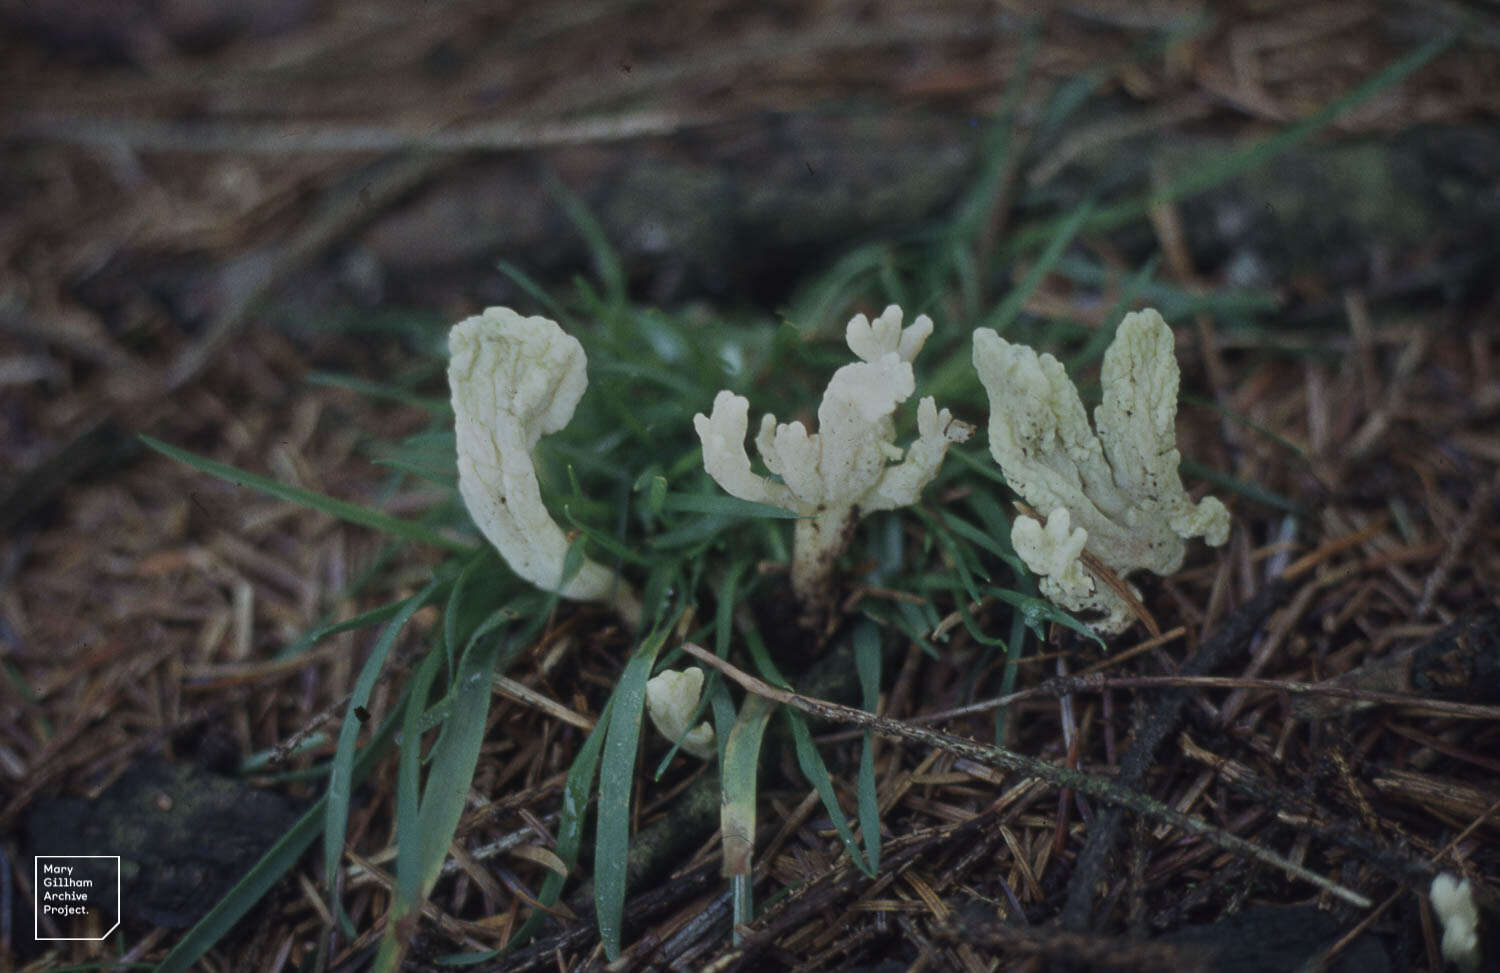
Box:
(366, 431), (459, 489)
(388, 642), (448, 940)
(305, 371), (452, 413)
(783, 710), (872, 877)
(1068, 255), (1160, 370)
(502, 696), (613, 954)
(545, 170), (626, 312)
(1053, 255), (1276, 325)
(594, 359), (703, 400)
(494, 259), (570, 321)
(324, 578), (444, 893)
(379, 625), (515, 968)
(595, 620), (673, 959)
(785, 241), (891, 337)
(1007, 32), (1457, 254)
(943, 444), (1010, 486)
(715, 560), (748, 657)
(273, 599), (408, 660)
(646, 515), (733, 550)
(914, 512), (1009, 649)
(659, 491), (804, 519)
(1180, 458), (1306, 516)
(738, 619), (792, 691)
(443, 551), (494, 676)
(156, 690), (406, 973)
(635, 466), (674, 500)
(1180, 392), (1311, 461)
(996, 609), (1030, 744)
(960, 487), (1015, 546)
(1035, 71), (1101, 138)
(555, 704), (610, 885)
(561, 505), (652, 565)
(986, 586), (1103, 647)
(417, 632), (510, 893)
(983, 198), (1095, 335)
(432, 952), (501, 967)
(721, 692), (778, 935)
(885, 601), (937, 657)
(720, 698), (780, 875)
(876, 248), (909, 311)
(141, 436), (473, 555)
(938, 509), (1024, 575)
(853, 621), (883, 873)
(944, 21), (1035, 244)
(927, 199), (1094, 400)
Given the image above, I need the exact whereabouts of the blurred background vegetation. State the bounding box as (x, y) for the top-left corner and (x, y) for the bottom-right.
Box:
(2, 2), (1498, 970)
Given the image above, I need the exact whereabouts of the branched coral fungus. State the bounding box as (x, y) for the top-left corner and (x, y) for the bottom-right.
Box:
(695, 306), (970, 620)
(973, 309), (1229, 632)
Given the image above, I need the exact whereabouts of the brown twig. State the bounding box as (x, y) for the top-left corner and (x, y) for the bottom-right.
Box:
(1313, 796), (1500, 968)
(1061, 577), (1293, 932)
(679, 637), (1371, 910)
(955, 673), (1500, 722)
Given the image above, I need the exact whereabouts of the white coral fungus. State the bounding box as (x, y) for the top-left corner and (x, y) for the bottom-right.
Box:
(973, 308), (1229, 632)
(450, 307), (639, 626)
(645, 667), (716, 759)
(694, 306), (971, 610)
(1431, 873), (1481, 973)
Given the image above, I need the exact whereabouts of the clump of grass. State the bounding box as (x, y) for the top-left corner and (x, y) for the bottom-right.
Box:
(143, 30), (1450, 969)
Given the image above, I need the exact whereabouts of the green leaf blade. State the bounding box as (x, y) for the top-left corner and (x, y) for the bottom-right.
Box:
(141, 436), (472, 554)
(595, 622), (672, 959)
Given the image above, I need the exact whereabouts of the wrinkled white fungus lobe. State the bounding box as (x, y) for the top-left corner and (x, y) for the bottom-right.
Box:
(973, 308), (1229, 633)
(1431, 873), (1481, 973)
(1010, 508), (1093, 607)
(449, 307), (639, 626)
(694, 306), (971, 611)
(645, 667), (715, 759)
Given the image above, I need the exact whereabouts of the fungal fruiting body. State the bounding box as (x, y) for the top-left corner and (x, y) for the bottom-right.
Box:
(450, 307), (640, 627)
(645, 666), (716, 759)
(973, 309), (1229, 632)
(695, 306), (971, 618)
(1431, 873), (1481, 973)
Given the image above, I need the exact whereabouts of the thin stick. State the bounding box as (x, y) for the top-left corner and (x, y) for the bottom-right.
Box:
(1414, 471), (1497, 617)
(933, 673), (1500, 723)
(680, 643), (1373, 909)
(1063, 578), (1292, 931)
(1315, 796), (1500, 968)
(14, 109), (711, 156)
